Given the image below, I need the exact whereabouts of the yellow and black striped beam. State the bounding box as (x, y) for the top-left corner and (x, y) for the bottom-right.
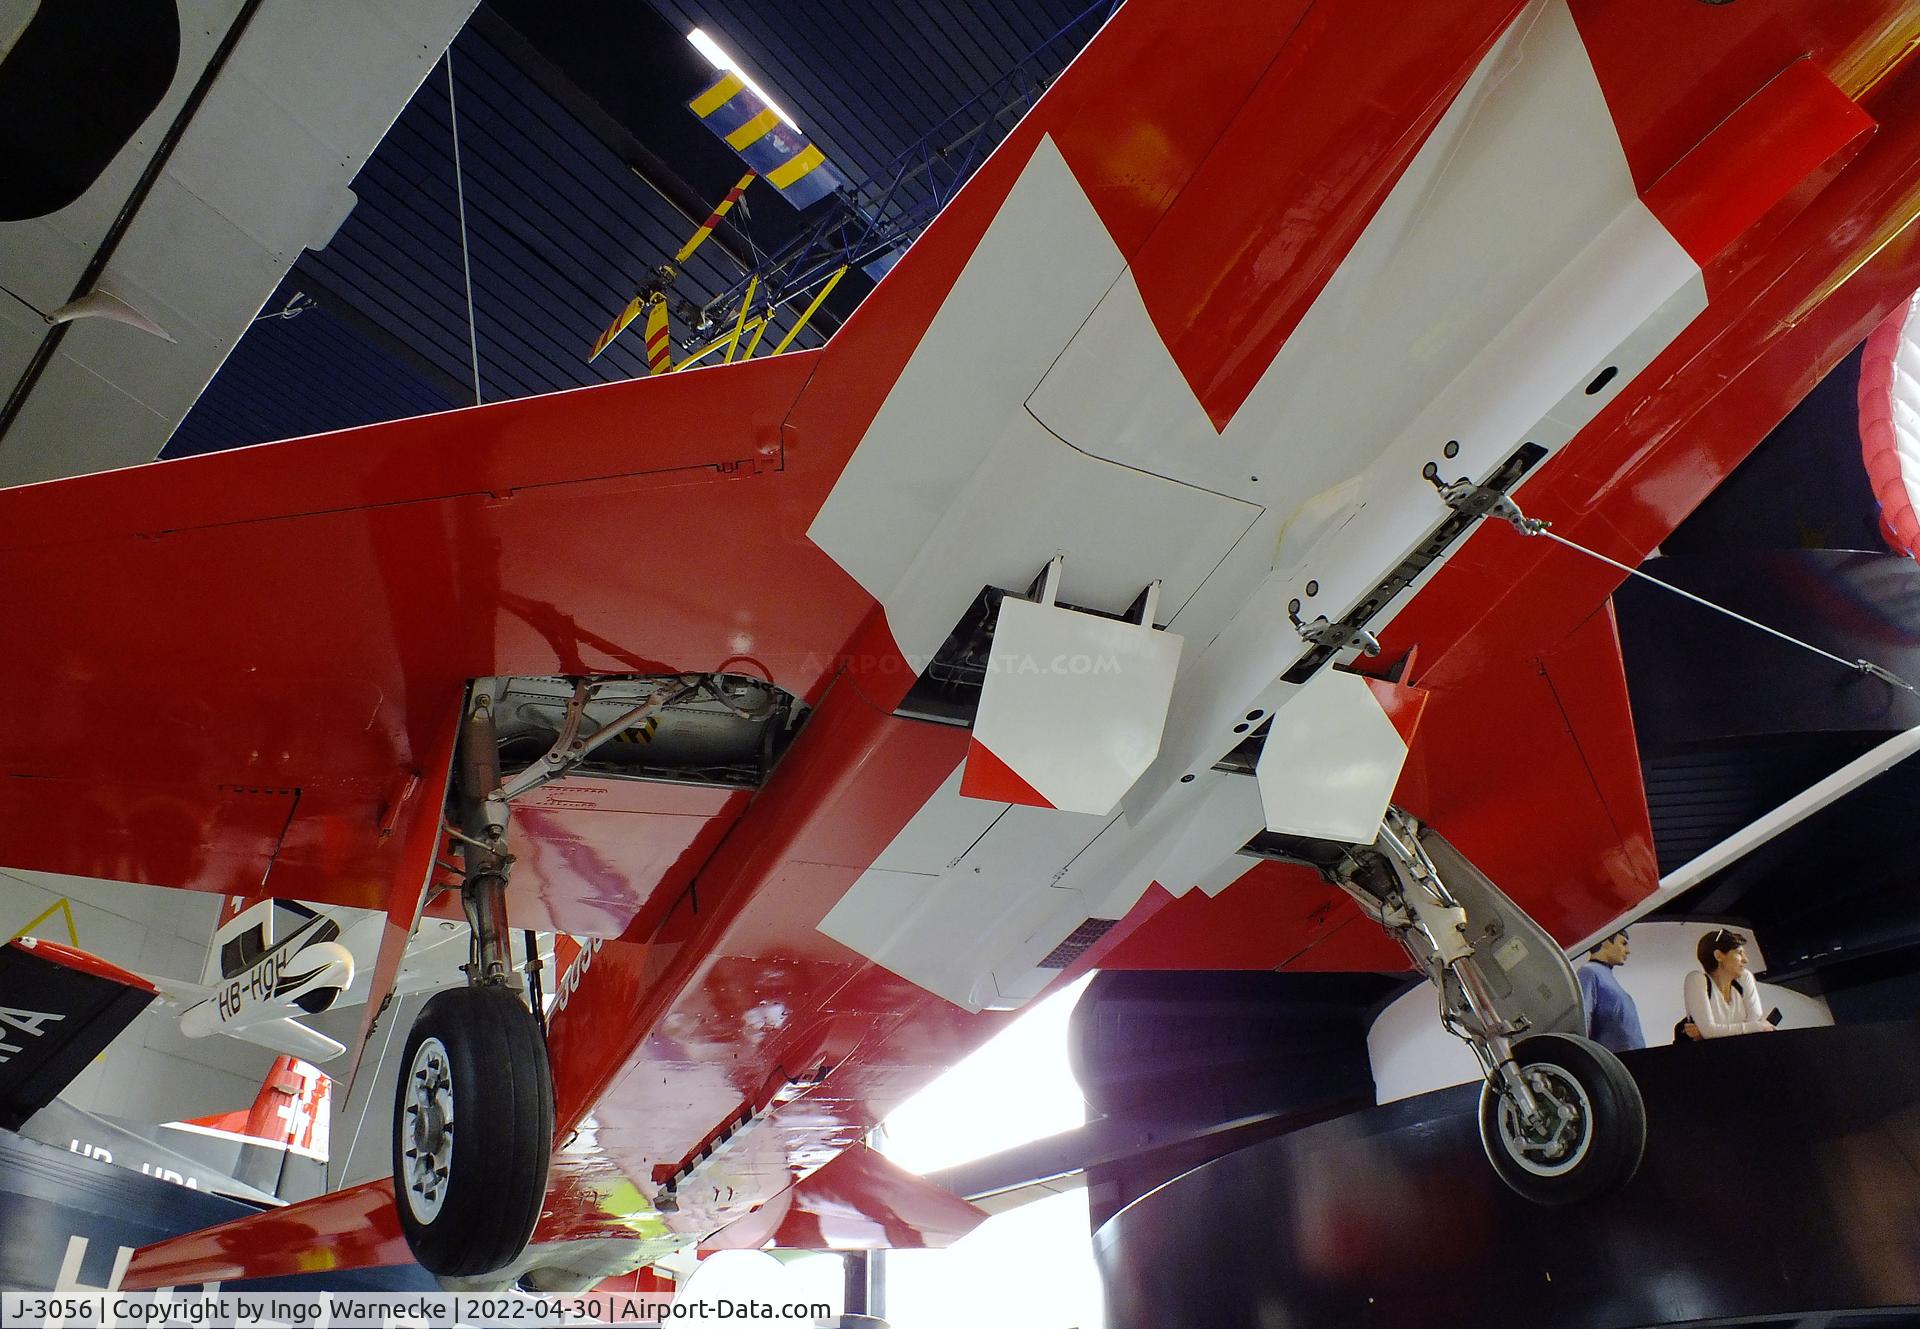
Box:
(688, 73), (843, 209)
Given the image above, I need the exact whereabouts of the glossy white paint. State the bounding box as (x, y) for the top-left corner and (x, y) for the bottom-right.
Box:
(1255, 671), (1408, 844)
(806, 135), (1260, 669)
(969, 596), (1183, 815)
(818, 765), (1113, 1011)
(1051, 0), (1709, 817)
(1046, 768), (1266, 922)
(810, 1), (1714, 1011)
(0, 0), (478, 484)
(867, 779), (1006, 877)
(806, 134), (1120, 630)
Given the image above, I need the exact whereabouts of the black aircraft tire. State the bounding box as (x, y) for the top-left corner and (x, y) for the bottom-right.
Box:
(1477, 1032), (1645, 1206)
(392, 985), (553, 1277)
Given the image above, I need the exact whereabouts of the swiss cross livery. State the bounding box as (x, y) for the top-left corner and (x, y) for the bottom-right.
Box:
(0, 0), (1916, 1294)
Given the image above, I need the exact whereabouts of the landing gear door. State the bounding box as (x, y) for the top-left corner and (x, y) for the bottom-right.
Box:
(1421, 828), (1585, 1040)
(960, 595), (1182, 817)
(1255, 670), (1425, 844)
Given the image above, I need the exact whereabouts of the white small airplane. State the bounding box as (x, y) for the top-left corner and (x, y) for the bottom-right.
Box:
(157, 898), (358, 1062)
(141, 895), (471, 1063)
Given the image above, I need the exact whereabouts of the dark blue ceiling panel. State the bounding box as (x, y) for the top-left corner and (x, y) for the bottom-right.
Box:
(640, 0), (1112, 189)
(642, 0), (1112, 236)
(166, 275), (459, 458)
(169, 1), (1109, 455)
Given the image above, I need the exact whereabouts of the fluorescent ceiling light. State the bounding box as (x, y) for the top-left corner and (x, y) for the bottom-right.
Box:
(688, 28), (801, 130)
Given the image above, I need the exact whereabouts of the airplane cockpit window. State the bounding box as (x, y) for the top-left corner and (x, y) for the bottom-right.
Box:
(219, 926), (267, 980)
(219, 900), (323, 977)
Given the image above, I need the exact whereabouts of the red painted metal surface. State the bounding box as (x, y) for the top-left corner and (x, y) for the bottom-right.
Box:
(1403, 604), (1658, 943)
(1207, 45), (1920, 976)
(958, 736), (1051, 808)
(594, 1266), (675, 1296)
(0, 779), (295, 902)
(122, 1180), (410, 1289)
(1859, 299), (1920, 556)
(537, 676), (984, 1242)
(185, 1054), (331, 1156)
(352, 705), (459, 1073)
(1124, 0), (1527, 429)
(9, 936), (155, 991)
(7, 0), (1920, 1281)
(1568, 0), (1920, 193)
(420, 779), (754, 940)
(1641, 60), (1873, 269)
(0, 353), (855, 920)
(1091, 865), (1370, 975)
(1364, 678), (1429, 751)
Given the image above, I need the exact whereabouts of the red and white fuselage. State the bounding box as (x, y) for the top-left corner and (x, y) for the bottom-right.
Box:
(7, 0), (1919, 1286)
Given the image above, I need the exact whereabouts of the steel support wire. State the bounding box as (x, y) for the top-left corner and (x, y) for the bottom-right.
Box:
(1460, 483), (1920, 694)
(445, 49), (483, 406)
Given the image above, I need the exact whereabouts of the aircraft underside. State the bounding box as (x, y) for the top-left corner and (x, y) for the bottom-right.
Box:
(6, 0), (1920, 1297)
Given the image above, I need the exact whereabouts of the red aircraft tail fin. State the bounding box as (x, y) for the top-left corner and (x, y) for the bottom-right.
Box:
(181, 1055), (332, 1158)
(155, 1056), (334, 1203)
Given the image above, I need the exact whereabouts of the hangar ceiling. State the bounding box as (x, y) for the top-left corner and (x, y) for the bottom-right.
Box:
(0, 0), (476, 485)
(1618, 341), (1920, 996)
(164, 0), (1113, 457)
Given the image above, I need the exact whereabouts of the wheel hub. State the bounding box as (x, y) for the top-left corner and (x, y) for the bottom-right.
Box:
(401, 1037), (455, 1222)
(1497, 1062), (1593, 1177)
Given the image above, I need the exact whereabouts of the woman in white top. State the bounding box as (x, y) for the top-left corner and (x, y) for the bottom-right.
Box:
(1682, 927), (1777, 1039)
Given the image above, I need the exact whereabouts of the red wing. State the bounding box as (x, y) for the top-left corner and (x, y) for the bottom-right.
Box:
(121, 1181), (407, 1289)
(0, 354), (860, 920)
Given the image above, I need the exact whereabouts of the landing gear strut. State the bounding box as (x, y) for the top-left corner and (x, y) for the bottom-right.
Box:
(1259, 807), (1645, 1205)
(392, 686), (555, 1279)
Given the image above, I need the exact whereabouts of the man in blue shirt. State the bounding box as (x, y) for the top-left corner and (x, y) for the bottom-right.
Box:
(1577, 929), (1646, 1052)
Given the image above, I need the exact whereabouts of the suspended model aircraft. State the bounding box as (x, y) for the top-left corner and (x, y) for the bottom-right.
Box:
(159, 897), (356, 1063)
(0, 939), (330, 1207)
(4, 0), (1920, 1292)
(158, 895), (469, 1063)
(6, 893), (467, 1066)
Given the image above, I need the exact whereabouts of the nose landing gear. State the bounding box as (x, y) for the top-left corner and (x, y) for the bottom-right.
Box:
(1254, 807), (1646, 1205)
(1478, 1030), (1643, 1204)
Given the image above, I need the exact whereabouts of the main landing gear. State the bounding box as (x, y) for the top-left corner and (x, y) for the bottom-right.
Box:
(392, 686), (554, 1278)
(388, 673), (799, 1279)
(1255, 807), (1645, 1205)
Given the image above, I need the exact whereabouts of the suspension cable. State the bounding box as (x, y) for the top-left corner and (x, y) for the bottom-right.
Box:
(1438, 477), (1918, 694)
(445, 51), (483, 405)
